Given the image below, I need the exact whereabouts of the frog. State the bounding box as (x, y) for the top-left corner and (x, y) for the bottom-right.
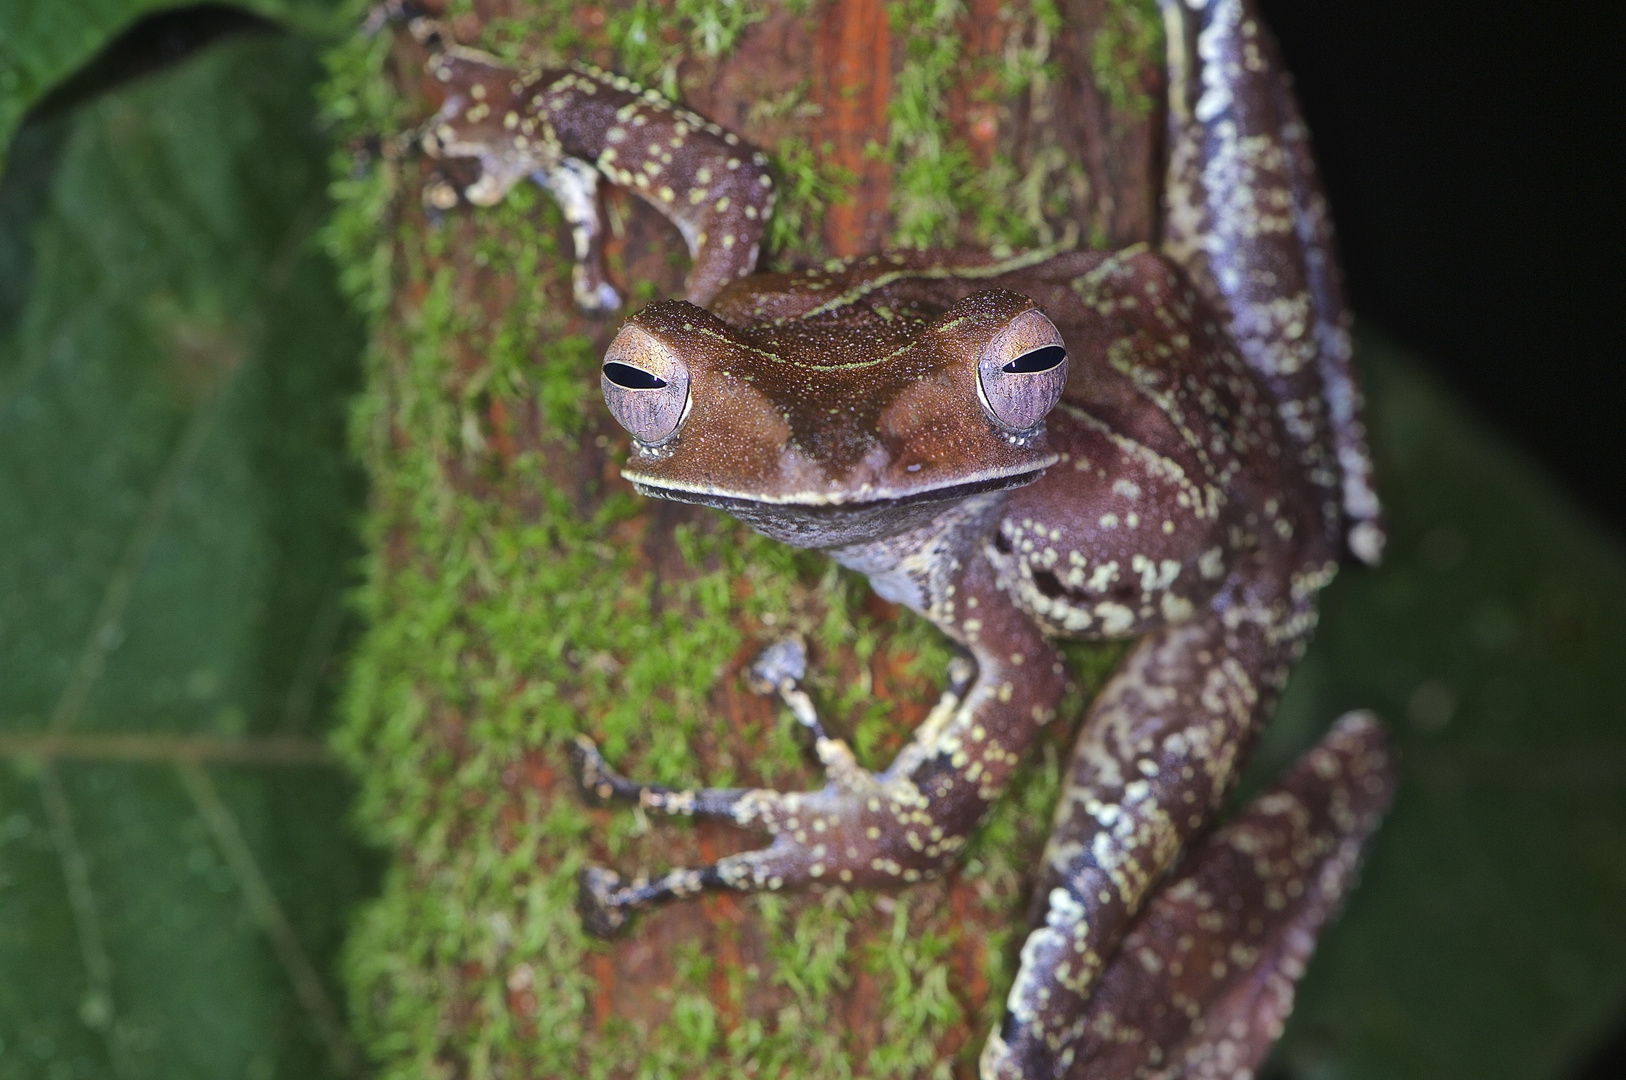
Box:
(386, 0), (1396, 1076)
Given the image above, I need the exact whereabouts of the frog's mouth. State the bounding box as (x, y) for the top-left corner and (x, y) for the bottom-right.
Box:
(627, 466), (1050, 549)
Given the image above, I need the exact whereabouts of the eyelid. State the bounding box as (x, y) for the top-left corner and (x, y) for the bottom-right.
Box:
(976, 309), (1069, 431)
(601, 325), (691, 444)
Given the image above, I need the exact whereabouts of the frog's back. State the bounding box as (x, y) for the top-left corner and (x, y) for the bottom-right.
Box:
(710, 248), (1298, 517)
(707, 247), (1321, 641)
(987, 248), (1330, 639)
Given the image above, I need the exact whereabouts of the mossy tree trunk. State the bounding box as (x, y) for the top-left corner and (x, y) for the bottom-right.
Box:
(323, 0), (1163, 1075)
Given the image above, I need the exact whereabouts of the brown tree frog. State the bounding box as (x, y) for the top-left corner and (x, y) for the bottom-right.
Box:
(395, 0), (1396, 1075)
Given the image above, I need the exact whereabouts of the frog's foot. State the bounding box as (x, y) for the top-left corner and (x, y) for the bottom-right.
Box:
(570, 639), (985, 936)
(576, 802), (949, 938)
(570, 749), (974, 935)
(570, 758), (899, 938)
(578, 864), (732, 938)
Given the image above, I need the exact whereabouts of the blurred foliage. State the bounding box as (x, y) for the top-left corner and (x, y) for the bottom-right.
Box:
(0, 4), (1622, 1079)
(0, 0), (345, 167)
(1253, 338), (1626, 1080)
(0, 24), (376, 1080)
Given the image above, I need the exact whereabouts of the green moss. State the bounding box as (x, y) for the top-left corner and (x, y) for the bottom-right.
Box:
(766, 135), (855, 262)
(1090, 0), (1162, 114)
(323, 1), (1143, 1075)
(608, 0), (771, 91)
(676, 0), (770, 57)
(882, 0), (1081, 252)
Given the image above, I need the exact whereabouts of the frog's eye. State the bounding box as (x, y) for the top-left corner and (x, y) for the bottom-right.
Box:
(601, 325), (691, 445)
(977, 309), (1069, 431)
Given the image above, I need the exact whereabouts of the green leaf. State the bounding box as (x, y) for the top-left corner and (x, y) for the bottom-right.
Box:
(1254, 335), (1626, 1079)
(0, 0), (351, 171)
(0, 31), (376, 1080)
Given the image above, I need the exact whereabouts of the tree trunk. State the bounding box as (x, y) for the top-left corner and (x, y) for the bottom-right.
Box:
(326, 0), (1163, 1074)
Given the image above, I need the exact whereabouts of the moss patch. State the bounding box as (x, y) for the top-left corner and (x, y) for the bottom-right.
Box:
(322, 1), (1146, 1075)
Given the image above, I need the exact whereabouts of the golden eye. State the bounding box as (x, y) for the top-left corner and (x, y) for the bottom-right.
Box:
(977, 309), (1068, 431)
(601, 325), (690, 444)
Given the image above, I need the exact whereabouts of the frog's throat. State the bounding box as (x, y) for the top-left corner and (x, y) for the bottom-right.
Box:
(627, 465), (1052, 550)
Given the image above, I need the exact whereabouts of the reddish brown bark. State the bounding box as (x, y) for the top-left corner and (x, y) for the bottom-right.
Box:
(369, 0), (1161, 1072)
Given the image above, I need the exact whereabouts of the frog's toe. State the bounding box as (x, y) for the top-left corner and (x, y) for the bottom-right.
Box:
(568, 735), (628, 806)
(1348, 518), (1387, 566)
(746, 636), (808, 694)
(422, 175), (460, 214)
(571, 272), (622, 314)
(577, 866), (631, 938)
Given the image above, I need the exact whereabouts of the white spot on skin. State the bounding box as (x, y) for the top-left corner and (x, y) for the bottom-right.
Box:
(1095, 602), (1136, 634)
(1112, 478), (1142, 500)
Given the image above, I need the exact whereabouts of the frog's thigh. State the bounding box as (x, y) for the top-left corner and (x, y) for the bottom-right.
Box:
(994, 410), (1226, 639)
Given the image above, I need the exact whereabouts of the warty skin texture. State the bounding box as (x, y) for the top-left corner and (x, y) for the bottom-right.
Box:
(397, 0), (1396, 1076)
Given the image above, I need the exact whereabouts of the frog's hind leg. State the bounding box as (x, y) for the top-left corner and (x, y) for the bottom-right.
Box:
(1034, 712), (1394, 1080)
(981, 550), (1335, 1080)
(1159, 0), (1385, 564)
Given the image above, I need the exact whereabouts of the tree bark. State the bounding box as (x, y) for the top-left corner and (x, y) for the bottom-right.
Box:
(334, 0), (1164, 1074)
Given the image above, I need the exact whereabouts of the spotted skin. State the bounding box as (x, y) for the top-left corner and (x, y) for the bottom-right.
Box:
(397, 0), (1392, 1076)
(401, 15), (774, 308)
(1051, 711), (1394, 1080)
(1161, 0), (1383, 564)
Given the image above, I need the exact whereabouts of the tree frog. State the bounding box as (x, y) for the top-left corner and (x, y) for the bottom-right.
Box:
(395, 0), (1396, 1075)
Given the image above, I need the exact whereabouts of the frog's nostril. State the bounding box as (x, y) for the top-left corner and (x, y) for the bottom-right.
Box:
(603, 362), (667, 390)
(1002, 345), (1066, 375)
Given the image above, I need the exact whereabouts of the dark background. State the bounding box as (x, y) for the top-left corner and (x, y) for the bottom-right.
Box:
(1261, 2), (1626, 1074)
(1262, 0), (1626, 537)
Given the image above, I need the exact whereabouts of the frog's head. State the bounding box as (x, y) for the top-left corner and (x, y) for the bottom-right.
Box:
(599, 289), (1068, 548)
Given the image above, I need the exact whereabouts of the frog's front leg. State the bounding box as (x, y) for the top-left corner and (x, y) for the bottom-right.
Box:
(396, 14), (775, 307)
(570, 557), (1067, 937)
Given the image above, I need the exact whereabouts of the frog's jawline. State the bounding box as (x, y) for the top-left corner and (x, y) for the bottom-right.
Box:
(629, 470), (1044, 549)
